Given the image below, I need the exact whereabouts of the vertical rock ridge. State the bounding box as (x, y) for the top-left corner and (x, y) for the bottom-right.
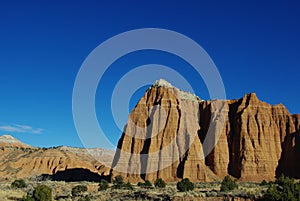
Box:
(111, 83), (300, 182)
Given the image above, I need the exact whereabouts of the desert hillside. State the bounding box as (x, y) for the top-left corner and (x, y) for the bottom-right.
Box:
(0, 135), (114, 181)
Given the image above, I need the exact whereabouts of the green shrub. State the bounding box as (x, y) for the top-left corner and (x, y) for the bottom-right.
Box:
(138, 180), (152, 188)
(72, 185), (88, 197)
(123, 181), (134, 190)
(154, 178), (166, 188)
(33, 185), (52, 201)
(21, 195), (35, 201)
(177, 178), (194, 192)
(220, 175), (238, 191)
(261, 175), (300, 201)
(98, 179), (109, 191)
(144, 180), (152, 187)
(260, 180), (268, 186)
(11, 179), (27, 188)
(112, 175), (134, 190)
(113, 175), (125, 189)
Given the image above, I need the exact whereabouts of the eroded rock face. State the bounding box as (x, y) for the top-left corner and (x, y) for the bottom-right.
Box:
(111, 80), (300, 182)
(0, 145), (113, 180)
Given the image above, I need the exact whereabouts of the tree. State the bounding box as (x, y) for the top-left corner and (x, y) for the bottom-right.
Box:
(72, 185), (88, 197)
(98, 179), (109, 191)
(11, 179), (27, 188)
(33, 185), (52, 201)
(154, 178), (166, 188)
(177, 178), (194, 192)
(220, 176), (238, 191)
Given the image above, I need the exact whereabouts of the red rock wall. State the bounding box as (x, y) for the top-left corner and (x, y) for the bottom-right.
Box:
(111, 85), (300, 182)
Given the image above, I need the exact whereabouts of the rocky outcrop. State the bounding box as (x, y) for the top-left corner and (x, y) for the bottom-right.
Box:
(111, 79), (300, 182)
(0, 140), (114, 181)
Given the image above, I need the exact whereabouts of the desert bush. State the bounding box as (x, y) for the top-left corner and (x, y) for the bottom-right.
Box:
(21, 195), (35, 201)
(78, 195), (91, 201)
(11, 179), (27, 188)
(220, 175), (238, 191)
(154, 178), (166, 188)
(98, 179), (109, 191)
(123, 181), (134, 190)
(33, 184), (52, 201)
(72, 185), (88, 196)
(137, 180), (152, 188)
(112, 175), (134, 190)
(177, 178), (194, 192)
(112, 175), (125, 189)
(260, 180), (268, 186)
(30, 174), (50, 182)
(206, 191), (218, 197)
(261, 175), (300, 201)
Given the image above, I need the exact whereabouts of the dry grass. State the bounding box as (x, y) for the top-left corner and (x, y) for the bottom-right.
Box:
(0, 179), (265, 201)
(0, 182), (26, 201)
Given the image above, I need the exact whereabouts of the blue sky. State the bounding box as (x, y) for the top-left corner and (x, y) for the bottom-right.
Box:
(0, 1), (299, 148)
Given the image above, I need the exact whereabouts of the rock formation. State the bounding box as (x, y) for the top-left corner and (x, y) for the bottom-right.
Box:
(0, 134), (31, 148)
(111, 79), (300, 182)
(1, 79), (299, 183)
(0, 135), (114, 181)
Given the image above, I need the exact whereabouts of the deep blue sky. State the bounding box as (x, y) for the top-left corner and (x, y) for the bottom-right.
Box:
(0, 1), (299, 148)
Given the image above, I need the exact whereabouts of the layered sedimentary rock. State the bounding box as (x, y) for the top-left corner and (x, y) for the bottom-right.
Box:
(111, 79), (300, 182)
(0, 136), (114, 180)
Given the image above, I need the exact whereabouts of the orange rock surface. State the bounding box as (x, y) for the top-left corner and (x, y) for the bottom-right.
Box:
(0, 136), (113, 180)
(111, 80), (300, 182)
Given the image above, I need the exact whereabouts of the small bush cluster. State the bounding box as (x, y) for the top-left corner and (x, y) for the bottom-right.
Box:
(259, 180), (268, 186)
(11, 179), (27, 188)
(154, 178), (166, 188)
(72, 185), (88, 196)
(98, 179), (109, 191)
(220, 175), (238, 191)
(112, 175), (134, 190)
(33, 185), (52, 201)
(22, 196), (35, 201)
(137, 180), (152, 188)
(22, 185), (52, 201)
(261, 175), (300, 201)
(123, 181), (134, 190)
(112, 175), (124, 189)
(177, 178), (194, 192)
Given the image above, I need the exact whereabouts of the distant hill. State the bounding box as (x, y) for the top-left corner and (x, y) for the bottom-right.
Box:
(0, 135), (114, 181)
(0, 134), (31, 148)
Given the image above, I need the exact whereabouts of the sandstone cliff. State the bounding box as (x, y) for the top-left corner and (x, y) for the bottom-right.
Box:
(111, 79), (300, 182)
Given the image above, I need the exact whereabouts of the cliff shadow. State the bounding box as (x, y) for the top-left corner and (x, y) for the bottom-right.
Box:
(42, 168), (109, 182)
(276, 131), (300, 179)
